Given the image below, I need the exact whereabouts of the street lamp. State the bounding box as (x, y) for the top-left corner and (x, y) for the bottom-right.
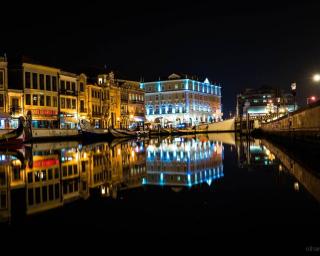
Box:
(313, 74), (320, 82)
(307, 96), (317, 104)
(291, 82), (297, 111)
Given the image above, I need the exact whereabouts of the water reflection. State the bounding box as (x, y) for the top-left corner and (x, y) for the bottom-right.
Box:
(0, 135), (226, 223)
(236, 137), (320, 203)
(0, 133), (319, 225)
(144, 136), (224, 187)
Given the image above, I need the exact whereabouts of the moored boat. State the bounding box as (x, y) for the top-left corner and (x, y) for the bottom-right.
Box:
(0, 116), (31, 145)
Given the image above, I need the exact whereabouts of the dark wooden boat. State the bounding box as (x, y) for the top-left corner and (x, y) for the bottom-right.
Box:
(108, 127), (138, 138)
(0, 116), (27, 145)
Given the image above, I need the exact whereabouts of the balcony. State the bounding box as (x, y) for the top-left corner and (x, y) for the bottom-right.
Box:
(60, 89), (78, 96)
(92, 112), (102, 117)
(134, 112), (145, 117)
(129, 100), (144, 104)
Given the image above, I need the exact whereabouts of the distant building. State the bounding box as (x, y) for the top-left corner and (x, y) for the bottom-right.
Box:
(236, 86), (295, 119)
(117, 79), (145, 129)
(0, 57), (8, 115)
(97, 72), (121, 128)
(143, 73), (222, 127)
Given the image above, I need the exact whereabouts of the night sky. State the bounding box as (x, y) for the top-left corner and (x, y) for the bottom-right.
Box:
(3, 1), (320, 115)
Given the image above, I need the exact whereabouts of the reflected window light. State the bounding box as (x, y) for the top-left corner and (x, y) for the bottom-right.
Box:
(294, 182), (299, 191)
(101, 186), (106, 195)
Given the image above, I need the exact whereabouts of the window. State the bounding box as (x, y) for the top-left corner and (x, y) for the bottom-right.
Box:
(32, 73), (38, 89)
(40, 95), (45, 106)
(42, 187), (47, 202)
(72, 99), (76, 109)
(52, 77), (57, 91)
(80, 82), (84, 92)
(0, 71), (3, 87)
(28, 189), (34, 205)
(60, 80), (65, 91)
(55, 168), (59, 178)
(26, 94), (31, 105)
(46, 96), (51, 106)
(49, 185), (54, 200)
(71, 82), (75, 91)
(46, 75), (51, 91)
(53, 96), (58, 107)
(33, 94), (38, 106)
(27, 172), (33, 183)
(35, 187), (41, 204)
(80, 100), (84, 112)
(48, 169), (53, 180)
(25, 72), (31, 88)
(61, 98), (65, 108)
(39, 74), (44, 90)
(0, 94), (3, 107)
(66, 81), (70, 91)
(66, 98), (71, 109)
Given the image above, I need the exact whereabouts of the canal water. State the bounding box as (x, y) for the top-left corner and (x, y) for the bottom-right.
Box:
(0, 133), (319, 250)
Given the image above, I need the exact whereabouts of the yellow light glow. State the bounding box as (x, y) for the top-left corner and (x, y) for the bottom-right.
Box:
(279, 164), (283, 172)
(130, 114), (134, 119)
(313, 74), (320, 82)
(117, 148), (121, 155)
(294, 182), (299, 191)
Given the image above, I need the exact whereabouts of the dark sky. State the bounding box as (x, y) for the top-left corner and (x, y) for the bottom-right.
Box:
(2, 0), (320, 115)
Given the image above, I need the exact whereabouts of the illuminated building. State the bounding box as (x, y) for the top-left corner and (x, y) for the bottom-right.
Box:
(117, 79), (145, 129)
(87, 83), (103, 128)
(59, 71), (79, 129)
(8, 59), (61, 128)
(77, 73), (88, 122)
(144, 136), (224, 187)
(97, 72), (121, 128)
(0, 57), (8, 115)
(236, 86), (296, 120)
(143, 73), (222, 127)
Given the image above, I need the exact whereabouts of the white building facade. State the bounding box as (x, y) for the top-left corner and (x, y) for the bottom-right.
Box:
(143, 74), (222, 127)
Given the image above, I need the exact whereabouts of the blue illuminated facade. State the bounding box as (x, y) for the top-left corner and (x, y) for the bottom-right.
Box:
(143, 73), (222, 127)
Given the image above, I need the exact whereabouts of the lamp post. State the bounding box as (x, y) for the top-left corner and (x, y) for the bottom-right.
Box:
(291, 82), (297, 111)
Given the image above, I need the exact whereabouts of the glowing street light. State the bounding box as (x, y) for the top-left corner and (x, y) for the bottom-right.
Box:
(313, 74), (320, 82)
(307, 96), (317, 104)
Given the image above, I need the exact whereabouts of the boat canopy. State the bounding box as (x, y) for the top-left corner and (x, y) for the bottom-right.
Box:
(0, 112), (12, 119)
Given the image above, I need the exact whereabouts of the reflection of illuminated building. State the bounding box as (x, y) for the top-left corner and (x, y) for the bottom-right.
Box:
(26, 149), (62, 215)
(144, 136), (224, 187)
(261, 140), (320, 203)
(120, 141), (146, 190)
(0, 140), (148, 223)
(82, 140), (146, 197)
(236, 138), (278, 168)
